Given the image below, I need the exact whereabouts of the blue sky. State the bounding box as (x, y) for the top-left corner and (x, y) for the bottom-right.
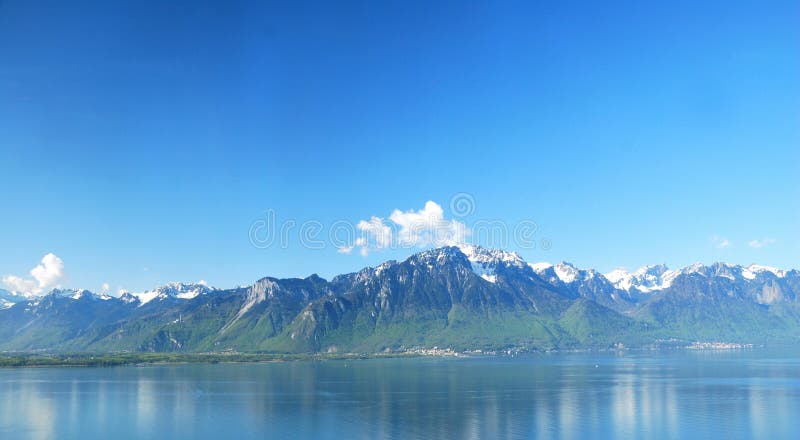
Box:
(1, 0), (798, 294)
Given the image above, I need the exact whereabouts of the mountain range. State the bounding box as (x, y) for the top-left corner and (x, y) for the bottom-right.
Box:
(1, 245), (798, 353)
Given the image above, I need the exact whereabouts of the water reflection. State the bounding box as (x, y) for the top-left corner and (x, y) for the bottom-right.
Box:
(0, 350), (799, 439)
(0, 374), (56, 440)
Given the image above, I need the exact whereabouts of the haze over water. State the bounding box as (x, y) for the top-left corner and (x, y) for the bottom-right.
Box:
(1, 350), (798, 440)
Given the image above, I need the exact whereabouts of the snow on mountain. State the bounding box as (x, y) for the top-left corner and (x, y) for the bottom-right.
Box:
(637, 265), (678, 292)
(470, 263), (497, 283)
(458, 244), (525, 267)
(0, 295), (13, 310)
(0, 288), (38, 303)
(604, 265), (679, 293)
(73, 289), (112, 301)
(117, 292), (134, 303)
(603, 262), (794, 294)
(0, 288), (27, 307)
(420, 247), (791, 298)
(373, 260), (395, 277)
(132, 282), (217, 305)
(553, 262), (579, 283)
(746, 264), (787, 278)
(47, 288), (112, 301)
(458, 244), (525, 283)
(530, 261), (596, 285)
(529, 262), (553, 272)
(604, 269), (633, 290)
(2, 287), (113, 302)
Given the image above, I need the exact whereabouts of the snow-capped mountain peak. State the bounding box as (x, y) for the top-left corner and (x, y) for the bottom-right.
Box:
(684, 263), (706, 275)
(604, 268), (632, 290)
(71, 289), (104, 300)
(603, 261), (793, 294)
(530, 261), (590, 284)
(553, 262), (580, 283)
(746, 264), (787, 278)
(529, 262), (553, 272)
(119, 292), (139, 304)
(43, 288), (113, 301)
(0, 288), (35, 308)
(458, 244), (525, 267)
(457, 244), (526, 283)
(132, 282), (217, 305)
(604, 264), (677, 293)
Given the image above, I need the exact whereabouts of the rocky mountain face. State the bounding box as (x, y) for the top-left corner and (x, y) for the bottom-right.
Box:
(0, 246), (798, 353)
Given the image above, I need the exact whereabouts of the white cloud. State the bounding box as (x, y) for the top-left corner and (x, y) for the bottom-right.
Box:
(1, 275), (37, 294)
(101, 283), (110, 292)
(2, 253), (66, 295)
(390, 201), (468, 248)
(340, 201), (470, 257)
(711, 235), (731, 249)
(358, 217), (393, 248)
(748, 238), (776, 248)
(30, 253), (65, 288)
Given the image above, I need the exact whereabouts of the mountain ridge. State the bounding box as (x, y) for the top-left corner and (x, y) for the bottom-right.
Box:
(1, 246), (798, 353)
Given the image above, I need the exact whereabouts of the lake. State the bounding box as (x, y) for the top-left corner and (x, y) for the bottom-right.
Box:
(1, 350), (799, 439)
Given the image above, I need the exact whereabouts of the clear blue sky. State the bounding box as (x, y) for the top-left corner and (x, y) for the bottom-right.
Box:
(1, 0), (798, 293)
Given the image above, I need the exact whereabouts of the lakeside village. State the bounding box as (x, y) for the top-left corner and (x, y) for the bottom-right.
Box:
(394, 341), (756, 358)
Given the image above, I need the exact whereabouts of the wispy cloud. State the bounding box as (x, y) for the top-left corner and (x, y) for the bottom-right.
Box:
(711, 234), (731, 249)
(339, 201), (470, 256)
(337, 216), (393, 256)
(748, 238), (776, 248)
(2, 253), (66, 295)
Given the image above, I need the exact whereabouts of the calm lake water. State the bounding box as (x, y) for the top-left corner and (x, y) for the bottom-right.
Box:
(1, 350), (799, 439)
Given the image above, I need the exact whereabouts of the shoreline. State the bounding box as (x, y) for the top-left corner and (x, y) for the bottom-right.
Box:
(0, 342), (763, 368)
(0, 352), (426, 368)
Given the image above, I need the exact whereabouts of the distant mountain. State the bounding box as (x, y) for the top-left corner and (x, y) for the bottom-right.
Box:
(49, 288), (113, 301)
(0, 246), (798, 353)
(605, 264), (678, 294)
(128, 282), (218, 305)
(0, 288), (36, 309)
(530, 262), (636, 310)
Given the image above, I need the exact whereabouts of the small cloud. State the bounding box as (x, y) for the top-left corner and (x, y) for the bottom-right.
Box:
(2, 253), (66, 295)
(711, 235), (731, 249)
(337, 235), (371, 255)
(197, 279), (208, 286)
(117, 288), (128, 296)
(748, 238), (776, 248)
(101, 283), (110, 292)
